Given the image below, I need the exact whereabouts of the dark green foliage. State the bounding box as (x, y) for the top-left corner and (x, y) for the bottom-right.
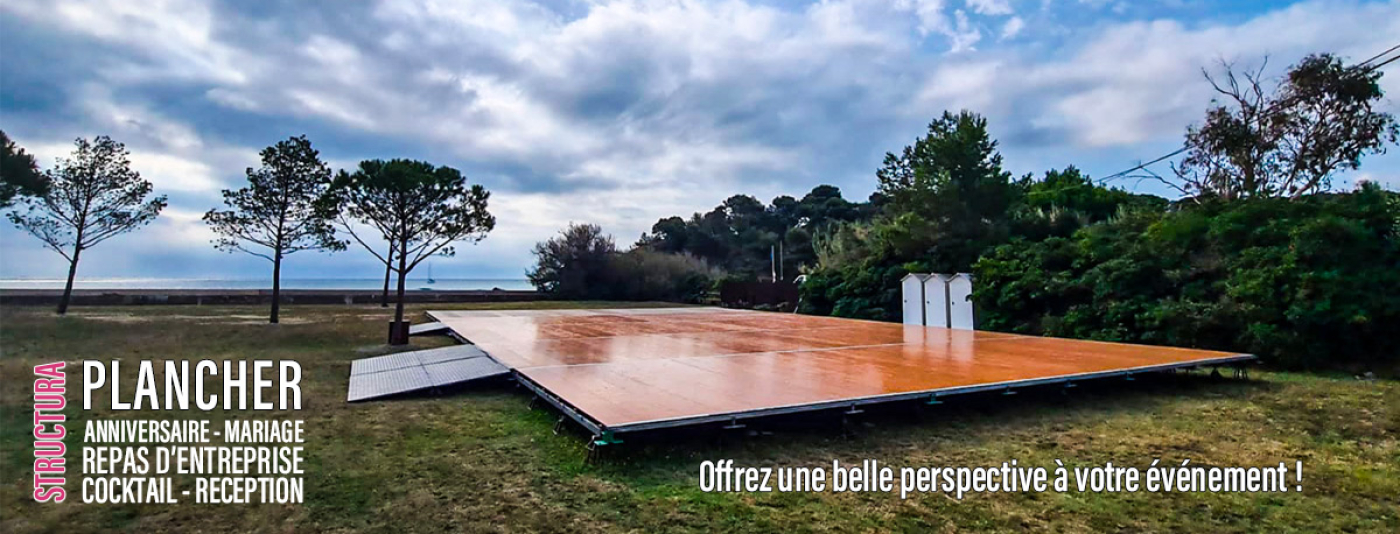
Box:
(873, 110), (1022, 272)
(0, 130), (49, 207)
(637, 185), (868, 280)
(974, 185), (1400, 371)
(799, 257), (908, 321)
(530, 223), (719, 302)
(527, 223), (619, 300)
(605, 249), (719, 303)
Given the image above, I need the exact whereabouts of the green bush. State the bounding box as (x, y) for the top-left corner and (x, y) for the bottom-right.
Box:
(603, 249), (720, 303)
(974, 186), (1400, 372)
(529, 223), (722, 303)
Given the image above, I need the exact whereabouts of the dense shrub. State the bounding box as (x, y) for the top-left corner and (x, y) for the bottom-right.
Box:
(603, 249), (720, 302)
(526, 223), (618, 300)
(528, 223), (720, 303)
(974, 185), (1400, 372)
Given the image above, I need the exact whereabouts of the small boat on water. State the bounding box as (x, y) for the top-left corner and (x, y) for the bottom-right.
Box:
(418, 263), (437, 290)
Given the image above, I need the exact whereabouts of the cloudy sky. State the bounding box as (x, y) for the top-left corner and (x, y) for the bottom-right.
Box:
(2, 0), (1397, 282)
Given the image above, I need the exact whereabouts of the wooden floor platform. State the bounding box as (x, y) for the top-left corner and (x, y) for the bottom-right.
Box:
(428, 308), (1253, 434)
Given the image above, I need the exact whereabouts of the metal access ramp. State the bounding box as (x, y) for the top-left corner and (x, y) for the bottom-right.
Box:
(409, 321), (451, 336)
(347, 344), (509, 402)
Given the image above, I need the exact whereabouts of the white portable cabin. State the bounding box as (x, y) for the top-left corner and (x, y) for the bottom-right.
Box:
(947, 273), (975, 330)
(900, 273), (928, 325)
(922, 273), (952, 328)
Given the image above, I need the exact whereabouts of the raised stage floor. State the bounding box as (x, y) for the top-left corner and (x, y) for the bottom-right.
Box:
(426, 307), (1254, 436)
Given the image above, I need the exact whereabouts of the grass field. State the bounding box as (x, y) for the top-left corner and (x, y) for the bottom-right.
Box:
(1, 302), (1397, 533)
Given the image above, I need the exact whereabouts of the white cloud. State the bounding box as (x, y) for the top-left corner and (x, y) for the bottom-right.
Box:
(5, 0), (254, 85)
(967, 0), (1014, 16)
(1001, 16), (1025, 39)
(2, 0), (1397, 280)
(126, 153), (222, 193)
(919, 0), (1400, 148)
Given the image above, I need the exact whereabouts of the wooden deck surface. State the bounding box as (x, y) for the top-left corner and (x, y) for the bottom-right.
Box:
(429, 308), (1247, 429)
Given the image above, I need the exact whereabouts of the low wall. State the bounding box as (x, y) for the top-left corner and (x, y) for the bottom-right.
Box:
(0, 288), (544, 306)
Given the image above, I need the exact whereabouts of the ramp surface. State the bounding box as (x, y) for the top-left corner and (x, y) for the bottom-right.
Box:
(348, 344), (508, 402)
(428, 308), (1252, 432)
(409, 321), (450, 336)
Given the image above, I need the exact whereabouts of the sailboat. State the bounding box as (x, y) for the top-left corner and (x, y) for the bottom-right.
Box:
(418, 264), (437, 291)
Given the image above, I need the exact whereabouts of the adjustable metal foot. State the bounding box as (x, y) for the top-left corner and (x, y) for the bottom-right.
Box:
(586, 441), (601, 465)
(552, 415), (567, 435)
(586, 431), (623, 465)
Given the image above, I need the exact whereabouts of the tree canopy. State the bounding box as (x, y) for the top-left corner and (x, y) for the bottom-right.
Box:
(203, 135), (344, 323)
(636, 185), (869, 279)
(528, 222), (618, 299)
(1173, 54), (1399, 199)
(1, 130), (50, 208)
(329, 159), (495, 341)
(7, 136), (166, 314)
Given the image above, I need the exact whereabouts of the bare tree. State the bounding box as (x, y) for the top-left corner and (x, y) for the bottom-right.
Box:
(8, 136), (166, 314)
(1174, 54), (1398, 200)
(204, 135), (345, 323)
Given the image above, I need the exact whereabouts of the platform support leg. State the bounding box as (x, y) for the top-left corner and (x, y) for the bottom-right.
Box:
(1232, 365), (1249, 380)
(717, 417), (747, 449)
(586, 441), (601, 465)
(841, 404), (865, 439)
(552, 415), (567, 435)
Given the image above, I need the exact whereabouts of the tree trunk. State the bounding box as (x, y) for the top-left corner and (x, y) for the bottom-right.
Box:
(389, 239), (410, 345)
(380, 244), (393, 308)
(57, 245), (82, 315)
(270, 250), (282, 324)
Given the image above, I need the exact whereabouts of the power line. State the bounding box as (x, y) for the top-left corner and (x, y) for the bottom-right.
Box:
(1368, 51), (1400, 71)
(1358, 42), (1400, 67)
(1097, 147), (1187, 182)
(1097, 42), (1400, 184)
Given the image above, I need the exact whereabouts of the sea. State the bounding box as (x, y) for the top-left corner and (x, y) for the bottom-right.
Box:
(0, 278), (535, 291)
